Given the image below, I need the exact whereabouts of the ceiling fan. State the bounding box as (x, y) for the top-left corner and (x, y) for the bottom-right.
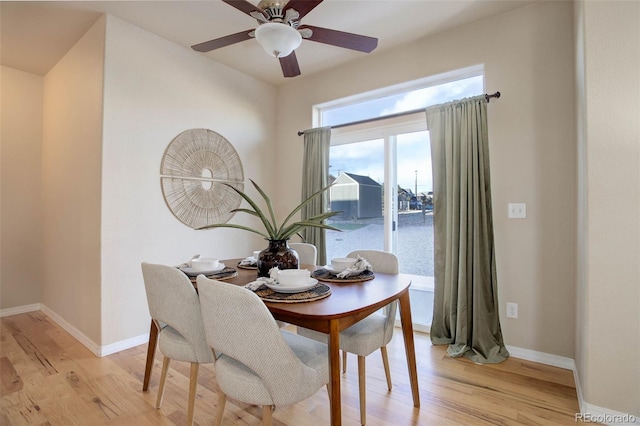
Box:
(191, 0), (378, 78)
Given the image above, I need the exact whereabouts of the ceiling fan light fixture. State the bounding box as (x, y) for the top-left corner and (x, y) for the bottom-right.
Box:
(254, 22), (302, 58)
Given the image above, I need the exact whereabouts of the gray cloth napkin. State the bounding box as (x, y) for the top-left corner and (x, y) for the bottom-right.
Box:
(244, 267), (280, 291)
(239, 256), (257, 266)
(336, 256), (372, 278)
(244, 276), (277, 291)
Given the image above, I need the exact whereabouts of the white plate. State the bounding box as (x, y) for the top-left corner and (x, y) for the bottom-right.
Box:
(265, 278), (319, 294)
(180, 263), (225, 276)
(322, 265), (345, 274)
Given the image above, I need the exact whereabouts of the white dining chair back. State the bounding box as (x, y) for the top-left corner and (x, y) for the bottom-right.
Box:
(141, 262), (214, 426)
(347, 249), (399, 274)
(289, 242), (318, 266)
(348, 249), (399, 326)
(298, 249), (399, 425)
(197, 275), (329, 425)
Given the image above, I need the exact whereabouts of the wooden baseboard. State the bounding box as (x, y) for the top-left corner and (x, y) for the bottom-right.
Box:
(505, 344), (576, 370)
(0, 303), (41, 317)
(2, 303), (147, 357)
(100, 332), (149, 356)
(39, 304), (101, 356)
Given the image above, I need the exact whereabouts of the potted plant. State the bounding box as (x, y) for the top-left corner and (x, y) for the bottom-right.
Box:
(199, 179), (341, 276)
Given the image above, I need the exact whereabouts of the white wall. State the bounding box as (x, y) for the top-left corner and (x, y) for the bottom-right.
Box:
(100, 15), (277, 346)
(577, 0), (640, 417)
(2, 13), (278, 349)
(0, 67), (43, 309)
(41, 17), (106, 343)
(276, 1), (577, 357)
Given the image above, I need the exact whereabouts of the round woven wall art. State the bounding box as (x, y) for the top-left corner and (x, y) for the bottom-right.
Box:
(160, 129), (244, 229)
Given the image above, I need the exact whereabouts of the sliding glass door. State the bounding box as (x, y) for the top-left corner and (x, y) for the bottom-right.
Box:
(325, 130), (431, 269)
(325, 128), (433, 331)
(325, 138), (386, 256)
(319, 67), (484, 331)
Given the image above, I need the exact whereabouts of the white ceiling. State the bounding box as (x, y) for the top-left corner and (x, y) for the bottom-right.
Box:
(1, 0), (536, 86)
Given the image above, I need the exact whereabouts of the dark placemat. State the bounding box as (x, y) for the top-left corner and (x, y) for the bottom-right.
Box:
(255, 283), (331, 303)
(311, 268), (375, 283)
(183, 266), (238, 284)
(237, 262), (257, 270)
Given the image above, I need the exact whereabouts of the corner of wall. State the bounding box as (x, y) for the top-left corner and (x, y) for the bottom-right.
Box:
(39, 305), (100, 355)
(41, 13), (106, 346)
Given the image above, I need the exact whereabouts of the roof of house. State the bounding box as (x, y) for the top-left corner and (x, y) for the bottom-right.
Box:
(336, 172), (381, 187)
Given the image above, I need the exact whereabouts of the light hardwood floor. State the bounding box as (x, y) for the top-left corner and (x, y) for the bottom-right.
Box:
(1, 311), (582, 425)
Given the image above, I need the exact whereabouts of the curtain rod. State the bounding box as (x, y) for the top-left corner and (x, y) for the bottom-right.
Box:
(297, 91), (501, 136)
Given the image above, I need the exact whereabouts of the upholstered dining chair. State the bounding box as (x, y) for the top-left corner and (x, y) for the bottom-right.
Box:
(196, 275), (329, 426)
(289, 242), (318, 266)
(141, 262), (214, 426)
(298, 249), (399, 425)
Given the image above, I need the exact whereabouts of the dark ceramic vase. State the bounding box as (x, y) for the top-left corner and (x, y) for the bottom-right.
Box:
(257, 239), (299, 277)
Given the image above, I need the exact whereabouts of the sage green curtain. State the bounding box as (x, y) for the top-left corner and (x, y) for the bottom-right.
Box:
(425, 96), (509, 364)
(301, 127), (331, 266)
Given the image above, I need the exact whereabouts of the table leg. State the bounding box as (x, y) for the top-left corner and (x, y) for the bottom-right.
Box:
(142, 319), (159, 392)
(328, 319), (342, 426)
(398, 292), (420, 407)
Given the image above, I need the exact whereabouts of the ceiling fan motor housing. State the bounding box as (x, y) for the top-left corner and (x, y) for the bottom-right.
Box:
(263, 6), (285, 21)
(257, 1), (300, 28)
(258, 0), (289, 13)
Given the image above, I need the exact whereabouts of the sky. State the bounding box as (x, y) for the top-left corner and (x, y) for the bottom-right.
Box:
(324, 75), (483, 194)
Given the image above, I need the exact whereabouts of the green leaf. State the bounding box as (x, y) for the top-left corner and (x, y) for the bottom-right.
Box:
(224, 183), (277, 238)
(277, 183), (334, 234)
(304, 210), (342, 222)
(278, 221), (342, 240)
(197, 223), (270, 239)
(198, 179), (343, 242)
(249, 179), (279, 233)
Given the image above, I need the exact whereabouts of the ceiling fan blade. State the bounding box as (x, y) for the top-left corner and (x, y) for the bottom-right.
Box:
(222, 0), (266, 18)
(191, 30), (253, 52)
(279, 51), (301, 78)
(283, 0), (324, 19)
(299, 25), (378, 53)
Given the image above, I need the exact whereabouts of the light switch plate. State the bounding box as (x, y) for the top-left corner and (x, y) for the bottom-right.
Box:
(508, 203), (526, 219)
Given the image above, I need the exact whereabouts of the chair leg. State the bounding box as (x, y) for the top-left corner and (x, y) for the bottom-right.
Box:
(187, 363), (199, 426)
(262, 405), (273, 426)
(156, 356), (171, 408)
(380, 346), (392, 390)
(342, 350), (347, 373)
(357, 355), (366, 425)
(215, 392), (227, 426)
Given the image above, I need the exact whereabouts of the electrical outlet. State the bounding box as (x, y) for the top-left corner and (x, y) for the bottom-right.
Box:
(508, 203), (527, 219)
(507, 302), (518, 319)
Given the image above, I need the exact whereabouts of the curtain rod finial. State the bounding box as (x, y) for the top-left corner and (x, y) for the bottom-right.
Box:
(485, 91), (501, 102)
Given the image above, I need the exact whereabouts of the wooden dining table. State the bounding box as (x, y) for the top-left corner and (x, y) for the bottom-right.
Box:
(142, 259), (420, 425)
